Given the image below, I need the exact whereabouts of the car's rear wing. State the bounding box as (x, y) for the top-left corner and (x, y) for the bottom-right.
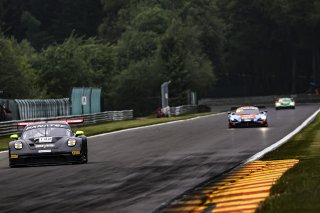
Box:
(229, 105), (266, 111)
(17, 118), (84, 126)
(255, 105), (266, 109)
(230, 107), (239, 111)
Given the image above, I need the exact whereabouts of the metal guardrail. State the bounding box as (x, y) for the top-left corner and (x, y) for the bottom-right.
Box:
(199, 94), (320, 106)
(199, 94), (320, 112)
(170, 105), (198, 116)
(0, 110), (133, 136)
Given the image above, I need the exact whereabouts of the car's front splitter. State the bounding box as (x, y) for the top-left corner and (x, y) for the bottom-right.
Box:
(229, 121), (267, 127)
(9, 152), (83, 166)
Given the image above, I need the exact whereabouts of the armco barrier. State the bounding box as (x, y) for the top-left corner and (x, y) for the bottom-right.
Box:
(0, 110), (133, 136)
(199, 94), (320, 106)
(199, 94), (320, 112)
(170, 105), (198, 116)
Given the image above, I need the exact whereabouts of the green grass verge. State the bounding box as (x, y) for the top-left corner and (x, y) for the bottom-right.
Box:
(256, 114), (320, 213)
(0, 112), (214, 152)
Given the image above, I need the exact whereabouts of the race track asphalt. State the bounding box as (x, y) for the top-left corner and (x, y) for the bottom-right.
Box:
(0, 104), (318, 213)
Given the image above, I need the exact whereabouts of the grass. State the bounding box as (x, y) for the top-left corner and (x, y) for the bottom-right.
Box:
(0, 112), (214, 152)
(256, 114), (320, 213)
(0, 136), (9, 151)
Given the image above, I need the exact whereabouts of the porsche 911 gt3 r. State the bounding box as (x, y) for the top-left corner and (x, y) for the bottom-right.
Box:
(275, 98), (295, 110)
(228, 106), (268, 128)
(8, 120), (87, 167)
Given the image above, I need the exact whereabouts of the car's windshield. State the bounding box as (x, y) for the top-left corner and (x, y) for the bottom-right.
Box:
(235, 108), (259, 115)
(22, 127), (72, 139)
(279, 98), (292, 102)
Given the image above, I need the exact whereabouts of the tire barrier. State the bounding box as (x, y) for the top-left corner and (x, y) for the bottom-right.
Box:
(0, 110), (133, 136)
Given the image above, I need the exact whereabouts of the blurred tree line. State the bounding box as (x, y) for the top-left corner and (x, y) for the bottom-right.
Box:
(0, 0), (320, 115)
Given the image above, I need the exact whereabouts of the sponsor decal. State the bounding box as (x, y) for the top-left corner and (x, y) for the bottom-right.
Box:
(72, 151), (81, 155)
(39, 137), (53, 143)
(35, 144), (55, 148)
(25, 124), (68, 131)
(38, 150), (51, 153)
(17, 122), (34, 126)
(240, 115), (256, 119)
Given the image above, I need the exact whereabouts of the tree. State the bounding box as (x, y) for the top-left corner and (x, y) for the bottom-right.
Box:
(34, 35), (114, 98)
(1, 0), (103, 49)
(0, 34), (39, 98)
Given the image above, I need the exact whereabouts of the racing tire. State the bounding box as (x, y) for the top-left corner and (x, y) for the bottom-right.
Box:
(9, 160), (19, 168)
(8, 151), (16, 168)
(275, 108), (279, 110)
(81, 142), (88, 164)
(292, 107), (295, 109)
(81, 150), (88, 164)
(9, 161), (16, 168)
(78, 136), (88, 164)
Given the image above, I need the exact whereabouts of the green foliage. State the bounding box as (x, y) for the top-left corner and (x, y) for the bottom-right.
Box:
(3, 0), (320, 115)
(132, 6), (170, 34)
(110, 59), (163, 115)
(216, 0), (320, 96)
(34, 35), (113, 98)
(0, 35), (39, 98)
(100, 0), (220, 112)
(1, 0), (103, 49)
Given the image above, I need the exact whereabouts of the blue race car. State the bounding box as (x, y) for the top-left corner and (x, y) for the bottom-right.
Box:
(228, 106), (268, 128)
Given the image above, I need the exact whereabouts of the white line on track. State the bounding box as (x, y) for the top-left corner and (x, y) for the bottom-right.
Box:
(244, 107), (320, 164)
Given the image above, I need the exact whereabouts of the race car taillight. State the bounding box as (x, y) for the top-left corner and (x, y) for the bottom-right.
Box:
(17, 118), (84, 127)
(17, 122), (34, 126)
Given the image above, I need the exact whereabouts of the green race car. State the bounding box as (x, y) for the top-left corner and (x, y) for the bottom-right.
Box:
(275, 98), (295, 110)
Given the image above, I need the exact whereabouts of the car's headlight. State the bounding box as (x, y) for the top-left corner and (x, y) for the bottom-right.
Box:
(14, 142), (23, 150)
(67, 139), (77, 147)
(259, 115), (267, 120)
(230, 117), (237, 122)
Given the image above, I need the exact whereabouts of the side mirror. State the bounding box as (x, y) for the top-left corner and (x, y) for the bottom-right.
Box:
(75, 131), (84, 136)
(10, 134), (19, 140)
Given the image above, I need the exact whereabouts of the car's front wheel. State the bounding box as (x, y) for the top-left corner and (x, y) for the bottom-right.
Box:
(9, 160), (16, 168)
(81, 150), (88, 163)
(81, 143), (88, 164)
